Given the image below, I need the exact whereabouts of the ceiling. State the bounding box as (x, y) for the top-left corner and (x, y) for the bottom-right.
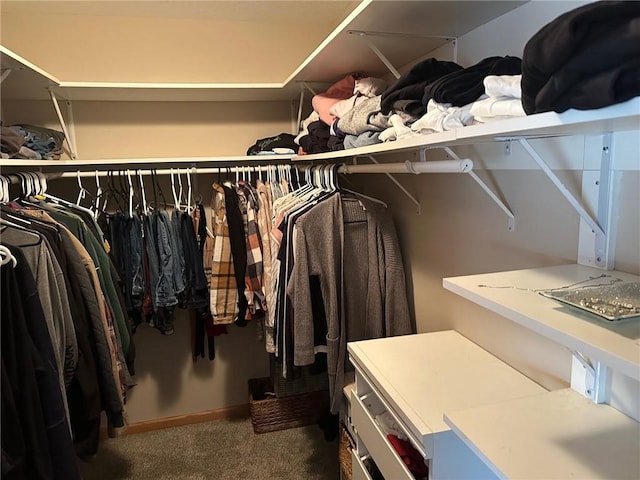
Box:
(0, 1), (362, 83)
(0, 0), (359, 22)
(0, 0), (527, 98)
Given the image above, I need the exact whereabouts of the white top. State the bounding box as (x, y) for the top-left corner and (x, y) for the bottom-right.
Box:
(443, 264), (640, 381)
(444, 388), (640, 480)
(348, 330), (546, 455)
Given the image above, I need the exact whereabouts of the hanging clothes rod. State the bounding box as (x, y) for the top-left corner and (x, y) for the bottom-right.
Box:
(339, 159), (473, 174)
(0, 159), (473, 183)
(52, 165), (289, 179)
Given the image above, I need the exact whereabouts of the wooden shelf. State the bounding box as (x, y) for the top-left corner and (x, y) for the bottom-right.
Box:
(443, 264), (640, 381)
(348, 330), (546, 458)
(444, 388), (640, 480)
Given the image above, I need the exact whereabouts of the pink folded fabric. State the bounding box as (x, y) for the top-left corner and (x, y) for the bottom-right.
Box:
(313, 73), (364, 125)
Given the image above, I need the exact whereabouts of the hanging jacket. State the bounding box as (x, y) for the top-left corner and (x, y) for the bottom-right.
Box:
(287, 193), (413, 413)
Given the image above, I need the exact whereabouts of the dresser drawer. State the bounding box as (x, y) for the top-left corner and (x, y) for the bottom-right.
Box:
(351, 451), (374, 480)
(352, 391), (425, 480)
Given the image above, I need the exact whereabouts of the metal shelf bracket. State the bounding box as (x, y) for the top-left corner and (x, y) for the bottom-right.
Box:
(0, 68), (12, 84)
(48, 87), (78, 160)
(519, 138), (613, 269)
(571, 350), (610, 404)
(365, 154), (421, 213)
(443, 147), (515, 231)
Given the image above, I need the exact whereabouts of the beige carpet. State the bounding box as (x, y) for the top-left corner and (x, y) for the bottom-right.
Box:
(78, 417), (339, 480)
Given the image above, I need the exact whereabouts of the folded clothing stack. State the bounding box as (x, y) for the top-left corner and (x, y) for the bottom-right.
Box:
(1, 124), (66, 160)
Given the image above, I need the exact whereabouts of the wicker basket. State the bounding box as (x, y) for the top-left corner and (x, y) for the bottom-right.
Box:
(339, 423), (354, 480)
(269, 354), (329, 397)
(249, 377), (329, 434)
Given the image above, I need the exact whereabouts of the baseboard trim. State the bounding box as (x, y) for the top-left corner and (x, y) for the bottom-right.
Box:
(102, 404), (250, 438)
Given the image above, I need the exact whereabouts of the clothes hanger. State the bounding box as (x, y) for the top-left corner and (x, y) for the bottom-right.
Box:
(334, 163), (388, 208)
(76, 170), (91, 206)
(186, 167), (194, 213)
(156, 169), (168, 211)
(0, 215), (42, 248)
(91, 170), (105, 219)
(192, 166), (202, 204)
(0, 175), (11, 203)
(179, 168), (188, 210)
(138, 170), (148, 215)
(126, 169), (134, 217)
(105, 170), (125, 213)
(0, 244), (17, 267)
(171, 168), (181, 211)
(36, 170), (101, 219)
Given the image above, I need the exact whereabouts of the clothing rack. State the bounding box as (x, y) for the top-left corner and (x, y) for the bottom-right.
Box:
(1, 159), (474, 181)
(0, 158), (486, 216)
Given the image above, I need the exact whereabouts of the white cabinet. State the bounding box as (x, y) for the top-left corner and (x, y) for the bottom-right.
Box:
(347, 330), (546, 479)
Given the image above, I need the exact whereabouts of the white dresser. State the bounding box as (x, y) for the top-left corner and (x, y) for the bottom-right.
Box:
(347, 330), (547, 480)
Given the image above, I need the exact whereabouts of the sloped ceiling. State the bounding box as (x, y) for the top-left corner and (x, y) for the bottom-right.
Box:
(0, 0), (361, 83)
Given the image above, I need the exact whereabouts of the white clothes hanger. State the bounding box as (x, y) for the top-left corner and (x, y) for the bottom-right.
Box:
(92, 170), (104, 219)
(138, 170), (148, 215)
(186, 168), (193, 213)
(76, 170), (90, 206)
(171, 168), (181, 211)
(0, 244), (17, 267)
(0, 175), (9, 203)
(127, 169), (134, 217)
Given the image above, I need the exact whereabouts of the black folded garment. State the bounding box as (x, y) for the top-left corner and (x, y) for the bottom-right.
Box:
(380, 57), (462, 115)
(521, 1), (640, 114)
(247, 132), (298, 155)
(423, 56), (522, 108)
(298, 121), (331, 154)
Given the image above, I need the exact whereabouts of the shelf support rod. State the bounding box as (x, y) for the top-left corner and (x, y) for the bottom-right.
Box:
(0, 68), (12, 84)
(353, 32), (401, 79)
(365, 155), (420, 213)
(48, 87), (78, 160)
(519, 139), (604, 237)
(443, 147), (515, 231)
(295, 85), (305, 136)
(300, 81), (317, 96)
(340, 159), (472, 174)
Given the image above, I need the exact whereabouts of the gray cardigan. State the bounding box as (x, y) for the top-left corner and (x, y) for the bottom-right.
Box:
(287, 193), (412, 413)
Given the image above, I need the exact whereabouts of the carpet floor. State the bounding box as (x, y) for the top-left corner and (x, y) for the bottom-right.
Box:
(78, 417), (340, 480)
